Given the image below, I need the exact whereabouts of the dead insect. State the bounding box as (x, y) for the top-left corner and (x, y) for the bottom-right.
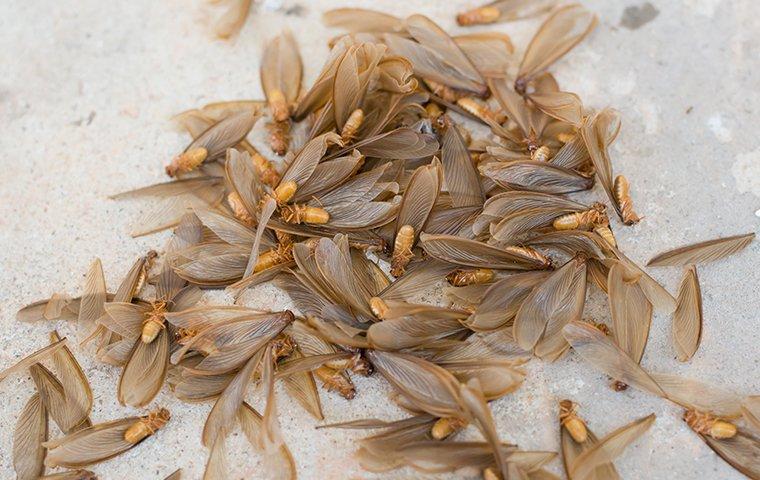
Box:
(391, 225), (415, 277)
(559, 400), (588, 443)
(456, 0), (557, 26)
(683, 410), (737, 439)
(261, 30), (302, 154)
(280, 204), (331, 224)
(613, 175), (640, 225)
(456, 97), (505, 124)
(314, 365), (356, 399)
(553, 203), (608, 231)
(340, 108), (365, 142)
(446, 268), (495, 287)
(44, 408), (170, 468)
(431, 417), (468, 440)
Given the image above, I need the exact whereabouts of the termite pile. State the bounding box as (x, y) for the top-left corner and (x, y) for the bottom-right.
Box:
(6, 2), (760, 479)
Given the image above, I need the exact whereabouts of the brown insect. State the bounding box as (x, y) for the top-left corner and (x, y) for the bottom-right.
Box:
(613, 175), (640, 225)
(340, 108), (365, 142)
(559, 399), (588, 443)
(446, 268), (495, 287)
(280, 204), (330, 224)
(456, 97), (505, 124)
(684, 410), (737, 439)
(314, 365), (356, 399)
(261, 30), (302, 155)
(44, 408), (170, 468)
(456, 0), (557, 26)
(390, 225), (415, 277)
(431, 417), (468, 440)
(553, 202), (608, 230)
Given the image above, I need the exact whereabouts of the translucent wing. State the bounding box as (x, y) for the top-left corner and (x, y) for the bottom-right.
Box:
(186, 110), (259, 161)
(607, 262), (652, 364)
(479, 160), (593, 194)
(569, 414), (655, 480)
(366, 350), (465, 418)
(467, 271), (550, 331)
(702, 430), (760, 480)
(78, 258), (107, 340)
(562, 321), (664, 397)
(513, 256), (586, 351)
(517, 4), (597, 82)
(648, 373), (742, 417)
(0, 338), (68, 384)
(118, 328), (169, 407)
(441, 122), (484, 208)
(44, 417), (140, 468)
(261, 30), (302, 109)
(323, 8), (405, 33)
(420, 233), (551, 270)
(672, 266), (703, 361)
(280, 350), (324, 420)
(396, 158), (442, 237)
(13, 393), (47, 480)
(213, 0), (252, 39)
(647, 233), (755, 267)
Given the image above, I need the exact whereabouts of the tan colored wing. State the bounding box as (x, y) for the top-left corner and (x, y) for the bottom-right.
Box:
(78, 258), (107, 340)
(202, 350), (264, 446)
(441, 123), (484, 208)
(569, 414), (655, 480)
(13, 393), (47, 480)
(0, 338), (68, 383)
(405, 14), (485, 88)
(514, 256), (586, 351)
(368, 315), (467, 350)
(647, 233), (755, 267)
(396, 158), (442, 238)
(703, 430), (760, 480)
(332, 127), (438, 160)
(467, 271), (549, 331)
(202, 437), (228, 480)
(454, 32), (514, 77)
(118, 328), (169, 407)
(529, 90), (583, 125)
(743, 397), (760, 434)
(561, 424), (620, 480)
(17, 293), (77, 322)
(480, 160), (593, 194)
(213, 0), (252, 39)
(648, 373), (742, 418)
(420, 233), (551, 270)
(43, 417), (139, 468)
(280, 132), (343, 187)
(580, 109), (621, 217)
(39, 469), (98, 480)
(608, 262), (652, 364)
(280, 350), (324, 420)
(562, 321), (665, 397)
(164, 468), (182, 480)
(323, 8), (404, 33)
(101, 302), (148, 340)
(239, 402), (297, 480)
(186, 110), (259, 161)
(30, 363), (90, 434)
(459, 380), (509, 476)
(672, 266), (703, 361)
(367, 350), (465, 418)
(457, 0), (557, 25)
(518, 4), (597, 82)
(261, 30), (302, 108)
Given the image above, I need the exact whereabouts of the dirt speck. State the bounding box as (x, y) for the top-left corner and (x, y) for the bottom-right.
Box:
(620, 2), (659, 30)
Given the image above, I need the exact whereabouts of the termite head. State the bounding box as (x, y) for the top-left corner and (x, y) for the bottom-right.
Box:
(271, 334), (296, 361)
(684, 410), (737, 439)
(559, 399), (588, 443)
(166, 147), (208, 177)
(141, 301), (168, 344)
(369, 296), (389, 320)
(274, 180), (298, 204)
(456, 6), (500, 26)
(431, 417), (468, 440)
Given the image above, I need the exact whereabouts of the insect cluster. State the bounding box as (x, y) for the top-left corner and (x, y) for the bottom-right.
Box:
(7, 2), (759, 479)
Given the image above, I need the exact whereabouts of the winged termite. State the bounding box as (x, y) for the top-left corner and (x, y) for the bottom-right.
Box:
(480, 160), (593, 194)
(560, 402), (621, 480)
(559, 400), (588, 443)
(420, 233), (551, 270)
(44, 408), (170, 468)
(607, 261), (652, 375)
(13, 393), (47, 480)
(553, 202), (608, 231)
(514, 4), (597, 94)
(262, 30), (302, 154)
(390, 158), (442, 276)
(568, 413), (655, 480)
(447, 268), (495, 287)
(647, 232), (755, 267)
(166, 110), (259, 176)
(513, 255), (586, 359)
(672, 266), (703, 361)
(456, 0), (557, 26)
(612, 175), (640, 225)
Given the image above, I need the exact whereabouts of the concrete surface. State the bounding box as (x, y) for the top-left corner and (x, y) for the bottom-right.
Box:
(0, 0), (758, 478)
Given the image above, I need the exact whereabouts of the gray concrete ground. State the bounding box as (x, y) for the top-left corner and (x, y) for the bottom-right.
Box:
(0, 0), (758, 478)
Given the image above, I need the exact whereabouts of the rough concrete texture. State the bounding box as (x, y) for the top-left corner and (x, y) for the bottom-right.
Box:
(0, 0), (758, 478)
